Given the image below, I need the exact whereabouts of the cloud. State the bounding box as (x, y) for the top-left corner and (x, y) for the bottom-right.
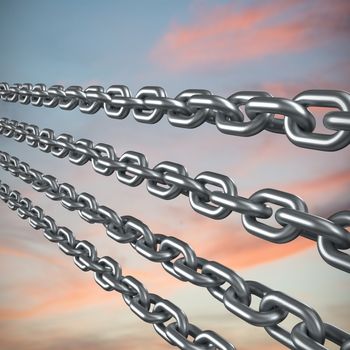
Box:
(0, 245), (69, 267)
(150, 0), (350, 72)
(0, 242), (180, 321)
(146, 165), (349, 271)
(175, 213), (314, 270)
(0, 284), (104, 320)
(281, 168), (350, 200)
(261, 59), (350, 98)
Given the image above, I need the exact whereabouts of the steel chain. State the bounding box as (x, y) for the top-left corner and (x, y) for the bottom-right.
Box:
(0, 83), (350, 151)
(0, 180), (235, 350)
(0, 118), (349, 272)
(0, 151), (349, 349)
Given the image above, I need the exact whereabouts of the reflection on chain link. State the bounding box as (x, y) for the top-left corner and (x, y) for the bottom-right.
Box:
(0, 181), (234, 350)
(0, 118), (349, 273)
(0, 152), (349, 349)
(0, 83), (349, 151)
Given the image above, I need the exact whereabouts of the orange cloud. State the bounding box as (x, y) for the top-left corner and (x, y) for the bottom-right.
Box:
(261, 60), (350, 98)
(203, 226), (313, 270)
(150, 1), (350, 72)
(146, 166), (349, 271)
(0, 245), (69, 267)
(0, 247), (179, 321)
(282, 169), (350, 201)
(0, 282), (108, 320)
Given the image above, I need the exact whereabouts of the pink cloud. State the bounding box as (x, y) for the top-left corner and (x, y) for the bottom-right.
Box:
(282, 169), (350, 199)
(0, 245), (69, 267)
(261, 60), (350, 97)
(146, 166), (349, 271)
(150, 1), (350, 72)
(0, 267), (178, 321)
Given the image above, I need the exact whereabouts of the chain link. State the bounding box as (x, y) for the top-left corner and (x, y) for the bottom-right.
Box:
(0, 83), (349, 151)
(0, 118), (349, 272)
(0, 180), (234, 350)
(0, 151), (349, 349)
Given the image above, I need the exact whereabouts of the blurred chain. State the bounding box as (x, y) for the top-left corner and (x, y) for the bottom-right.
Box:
(0, 180), (235, 350)
(0, 118), (349, 273)
(0, 83), (350, 151)
(0, 152), (349, 350)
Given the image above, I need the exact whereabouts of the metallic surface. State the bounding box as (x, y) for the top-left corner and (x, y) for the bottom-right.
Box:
(1, 83), (349, 151)
(0, 150), (349, 349)
(0, 118), (349, 272)
(0, 181), (235, 350)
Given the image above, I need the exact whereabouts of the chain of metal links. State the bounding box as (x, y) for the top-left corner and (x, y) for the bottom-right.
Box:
(0, 83), (349, 151)
(0, 117), (349, 273)
(0, 150), (349, 350)
(0, 180), (235, 350)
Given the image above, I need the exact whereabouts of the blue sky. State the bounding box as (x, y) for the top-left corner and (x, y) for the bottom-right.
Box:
(0, 1), (349, 349)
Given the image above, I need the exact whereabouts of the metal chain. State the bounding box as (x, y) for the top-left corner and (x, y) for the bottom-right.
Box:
(0, 180), (235, 350)
(0, 117), (349, 273)
(0, 151), (349, 350)
(0, 83), (350, 151)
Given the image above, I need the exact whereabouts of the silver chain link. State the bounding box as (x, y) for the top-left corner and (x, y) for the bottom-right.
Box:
(0, 83), (349, 151)
(0, 150), (349, 350)
(0, 117), (349, 273)
(0, 180), (235, 350)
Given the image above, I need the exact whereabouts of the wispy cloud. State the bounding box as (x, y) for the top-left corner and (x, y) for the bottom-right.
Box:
(261, 59), (350, 97)
(150, 0), (350, 72)
(282, 169), (350, 199)
(145, 166), (349, 271)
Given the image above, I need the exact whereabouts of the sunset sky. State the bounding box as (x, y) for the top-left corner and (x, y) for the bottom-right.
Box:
(0, 0), (349, 349)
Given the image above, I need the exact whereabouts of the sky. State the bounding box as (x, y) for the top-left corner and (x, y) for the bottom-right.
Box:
(0, 0), (349, 349)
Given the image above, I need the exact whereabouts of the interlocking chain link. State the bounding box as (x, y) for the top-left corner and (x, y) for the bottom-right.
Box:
(0, 118), (349, 273)
(1, 83), (350, 151)
(0, 151), (349, 350)
(0, 180), (235, 350)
